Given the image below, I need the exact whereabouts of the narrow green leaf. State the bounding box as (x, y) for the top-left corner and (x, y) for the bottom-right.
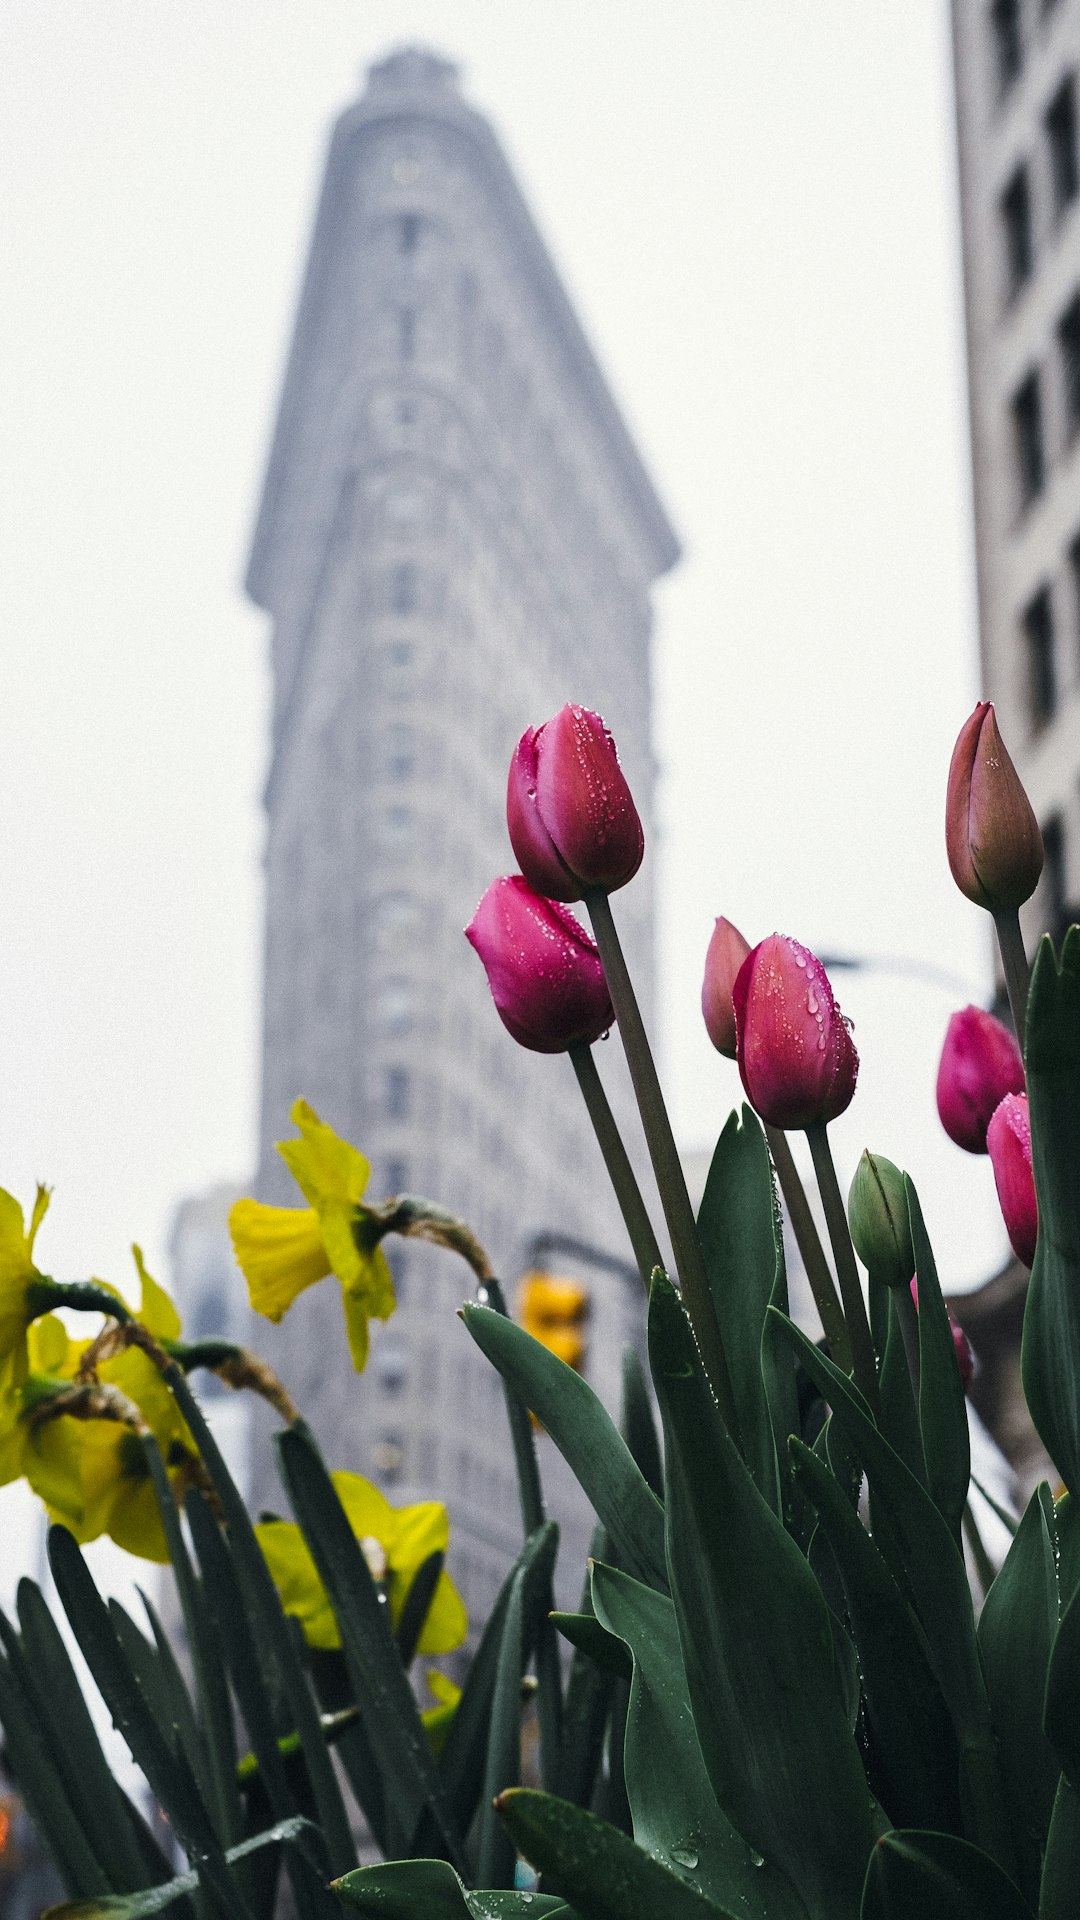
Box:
(106, 1598), (201, 1785)
(978, 1482), (1059, 1906)
(619, 1346), (662, 1500)
(306, 1648), (389, 1856)
(907, 1178), (969, 1542)
(868, 1273), (925, 1487)
(43, 1816), (318, 1920)
(276, 1423), (467, 1874)
(1040, 1773), (1080, 1920)
(554, 1523), (614, 1811)
(0, 1644), (110, 1897)
(1021, 929), (1080, 1492)
(333, 1858), (574, 1918)
(394, 1549), (444, 1667)
(461, 1304), (667, 1591)
(696, 1107), (785, 1511)
(590, 1561), (808, 1919)
(650, 1276), (872, 1920)
(859, 1829), (1034, 1919)
(476, 1564), (527, 1889)
(496, 1788), (736, 1920)
(790, 1438), (959, 1833)
(550, 1610), (632, 1680)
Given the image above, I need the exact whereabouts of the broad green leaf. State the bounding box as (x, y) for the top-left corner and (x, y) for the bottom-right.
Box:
(867, 1273), (925, 1488)
(461, 1304), (667, 1590)
(43, 1816), (318, 1919)
(590, 1561), (808, 1919)
(496, 1788), (736, 1919)
(1040, 1773), (1080, 1920)
(554, 1523), (614, 1811)
(550, 1610), (632, 1680)
(978, 1483), (1059, 1906)
(697, 1108), (785, 1511)
(476, 1563), (526, 1890)
(276, 1424), (467, 1873)
(1021, 930), (1080, 1492)
(619, 1345), (662, 1499)
(907, 1179), (969, 1543)
(332, 1857), (575, 1917)
(860, 1829), (1034, 1919)
(790, 1439), (959, 1833)
(650, 1276), (872, 1920)
(1045, 1529), (1080, 1791)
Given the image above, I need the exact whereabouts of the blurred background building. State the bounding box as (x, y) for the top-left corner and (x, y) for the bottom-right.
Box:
(228, 46), (678, 1618)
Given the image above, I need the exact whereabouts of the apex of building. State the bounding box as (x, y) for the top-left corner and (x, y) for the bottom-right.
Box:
(364, 46), (460, 99)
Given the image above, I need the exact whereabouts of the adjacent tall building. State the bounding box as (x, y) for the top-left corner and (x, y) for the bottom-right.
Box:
(952, 0), (1080, 945)
(243, 49), (678, 1618)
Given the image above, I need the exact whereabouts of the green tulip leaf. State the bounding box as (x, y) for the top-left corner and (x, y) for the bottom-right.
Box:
(907, 1178), (969, 1542)
(1039, 1773), (1080, 1920)
(460, 1303), (667, 1590)
(553, 1523), (615, 1811)
(42, 1818), (320, 1920)
(650, 1275), (872, 1920)
(1021, 929), (1080, 1493)
(549, 1609), (632, 1680)
(860, 1829), (1034, 1920)
(696, 1107), (788, 1511)
(1045, 1530), (1080, 1792)
(589, 1560), (809, 1918)
(619, 1345), (663, 1499)
(495, 1788), (738, 1920)
(867, 1273), (925, 1487)
(332, 1857), (576, 1917)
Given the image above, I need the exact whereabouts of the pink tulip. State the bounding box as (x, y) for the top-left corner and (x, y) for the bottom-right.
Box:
(945, 703), (1043, 911)
(507, 705), (644, 901)
(986, 1092), (1038, 1268)
(732, 934), (858, 1130)
(935, 1005), (1025, 1154)
(701, 917), (751, 1059)
(465, 875), (614, 1053)
(909, 1279), (976, 1389)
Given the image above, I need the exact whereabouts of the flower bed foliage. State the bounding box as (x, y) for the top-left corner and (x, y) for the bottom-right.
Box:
(0, 699), (1076, 1920)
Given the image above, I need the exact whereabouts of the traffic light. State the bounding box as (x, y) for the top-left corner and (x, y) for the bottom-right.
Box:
(517, 1271), (590, 1374)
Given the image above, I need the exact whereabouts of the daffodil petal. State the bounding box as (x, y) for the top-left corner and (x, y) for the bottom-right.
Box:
(416, 1569), (469, 1656)
(229, 1199), (330, 1320)
(27, 1184), (51, 1257)
(132, 1246), (182, 1342)
(23, 1415), (85, 1525)
(278, 1100), (372, 1210)
(27, 1313), (69, 1376)
(257, 1519), (341, 1648)
(332, 1471), (396, 1542)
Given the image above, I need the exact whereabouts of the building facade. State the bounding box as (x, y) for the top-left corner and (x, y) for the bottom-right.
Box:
(243, 49), (678, 1618)
(953, 0), (1080, 947)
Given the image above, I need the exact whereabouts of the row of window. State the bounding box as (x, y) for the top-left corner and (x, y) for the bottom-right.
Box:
(999, 71), (1078, 299)
(1020, 515), (1080, 725)
(1009, 285), (1080, 506)
(991, 0), (1062, 100)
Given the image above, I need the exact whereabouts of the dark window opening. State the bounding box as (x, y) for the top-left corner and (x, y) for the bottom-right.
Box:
(399, 309), (415, 362)
(390, 562), (417, 614)
(386, 1066), (410, 1121)
(399, 213), (420, 254)
(1047, 74), (1079, 214)
(384, 1156), (409, 1196)
(1001, 166), (1034, 296)
(385, 723), (415, 781)
(1059, 294), (1080, 433)
(1024, 584), (1058, 725)
(1012, 371), (1046, 506)
(991, 0), (1023, 94)
(386, 1244), (408, 1302)
(1042, 812), (1069, 941)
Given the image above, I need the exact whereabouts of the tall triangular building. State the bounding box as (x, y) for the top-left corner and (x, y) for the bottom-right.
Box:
(246, 48), (679, 1618)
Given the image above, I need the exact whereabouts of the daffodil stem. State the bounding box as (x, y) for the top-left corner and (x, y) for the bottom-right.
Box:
(569, 1042), (664, 1292)
(763, 1124), (851, 1371)
(478, 1277), (546, 1539)
(28, 1279), (134, 1323)
(584, 888), (742, 1448)
(992, 907), (1031, 1054)
(805, 1122), (880, 1418)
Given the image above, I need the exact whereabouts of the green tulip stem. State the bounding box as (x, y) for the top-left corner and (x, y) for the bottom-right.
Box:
(568, 1042), (665, 1292)
(894, 1277), (922, 1402)
(805, 1122), (880, 1418)
(992, 906), (1031, 1053)
(763, 1124), (851, 1371)
(584, 888), (742, 1447)
(961, 1499), (997, 1603)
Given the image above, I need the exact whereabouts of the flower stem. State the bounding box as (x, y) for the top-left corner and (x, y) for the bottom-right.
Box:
(584, 887), (741, 1446)
(568, 1042), (664, 1292)
(992, 906), (1031, 1053)
(763, 1123), (851, 1370)
(805, 1121), (880, 1418)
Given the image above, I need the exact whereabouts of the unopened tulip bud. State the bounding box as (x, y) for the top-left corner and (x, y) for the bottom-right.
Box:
(936, 1005), (1025, 1154)
(701, 917), (751, 1058)
(848, 1151), (914, 1289)
(946, 703), (1043, 911)
(465, 875), (614, 1054)
(507, 704), (644, 901)
(986, 1091), (1038, 1268)
(733, 934), (859, 1131)
(909, 1279), (976, 1389)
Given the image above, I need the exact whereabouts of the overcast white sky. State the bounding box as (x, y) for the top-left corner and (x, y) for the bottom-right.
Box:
(0, 1), (1008, 1335)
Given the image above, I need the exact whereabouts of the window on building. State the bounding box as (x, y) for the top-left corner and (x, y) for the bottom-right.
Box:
(374, 977), (415, 1035)
(1012, 371), (1046, 506)
(991, 0), (1023, 95)
(399, 308), (415, 362)
(1059, 294), (1080, 434)
(385, 1066), (410, 1120)
(385, 723), (415, 782)
(1047, 73), (1080, 214)
(1042, 812), (1068, 940)
(386, 1244), (408, 1302)
(375, 1335), (409, 1393)
(399, 213), (420, 254)
(390, 562), (417, 614)
(384, 1156), (409, 1194)
(1024, 585), (1058, 724)
(1001, 165), (1034, 297)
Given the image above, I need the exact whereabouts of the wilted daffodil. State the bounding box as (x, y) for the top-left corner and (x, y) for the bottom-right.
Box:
(230, 1101), (395, 1371)
(0, 1184), (54, 1433)
(256, 1470), (467, 1655)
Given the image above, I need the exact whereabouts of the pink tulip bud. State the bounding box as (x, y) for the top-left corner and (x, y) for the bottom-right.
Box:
(701, 917), (751, 1059)
(465, 875), (614, 1054)
(507, 705), (644, 901)
(732, 934), (859, 1130)
(935, 1005), (1025, 1154)
(945, 703), (1043, 911)
(909, 1279), (976, 1389)
(986, 1091), (1038, 1268)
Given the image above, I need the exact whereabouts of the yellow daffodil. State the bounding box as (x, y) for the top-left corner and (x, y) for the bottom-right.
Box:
(421, 1670), (461, 1756)
(0, 1184), (53, 1433)
(256, 1470), (467, 1655)
(0, 1321), (86, 1526)
(230, 1101), (395, 1371)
